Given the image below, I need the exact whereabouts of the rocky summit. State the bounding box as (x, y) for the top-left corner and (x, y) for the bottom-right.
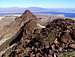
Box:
(0, 10), (75, 57)
(12, 10), (38, 47)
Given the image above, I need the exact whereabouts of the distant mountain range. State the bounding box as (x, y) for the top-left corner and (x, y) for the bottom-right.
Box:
(0, 7), (75, 13)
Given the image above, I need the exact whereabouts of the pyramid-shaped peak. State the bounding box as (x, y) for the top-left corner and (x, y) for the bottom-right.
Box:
(25, 10), (31, 13)
(22, 10), (32, 15)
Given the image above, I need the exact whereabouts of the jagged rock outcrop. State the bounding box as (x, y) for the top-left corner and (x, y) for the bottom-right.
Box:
(16, 10), (37, 33)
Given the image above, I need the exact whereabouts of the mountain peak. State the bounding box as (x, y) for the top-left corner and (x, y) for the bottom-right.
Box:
(22, 10), (32, 15)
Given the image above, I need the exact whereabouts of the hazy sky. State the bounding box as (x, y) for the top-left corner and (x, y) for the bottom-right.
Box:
(0, 0), (75, 8)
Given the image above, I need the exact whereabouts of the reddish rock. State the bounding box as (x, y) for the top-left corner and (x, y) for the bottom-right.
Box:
(69, 43), (75, 49)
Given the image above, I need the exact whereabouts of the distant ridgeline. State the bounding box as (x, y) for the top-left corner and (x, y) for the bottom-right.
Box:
(0, 12), (75, 18)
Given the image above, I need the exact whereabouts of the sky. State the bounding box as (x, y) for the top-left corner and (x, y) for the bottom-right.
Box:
(0, 0), (75, 8)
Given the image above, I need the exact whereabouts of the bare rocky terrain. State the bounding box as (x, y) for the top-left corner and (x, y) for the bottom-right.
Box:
(0, 10), (75, 57)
